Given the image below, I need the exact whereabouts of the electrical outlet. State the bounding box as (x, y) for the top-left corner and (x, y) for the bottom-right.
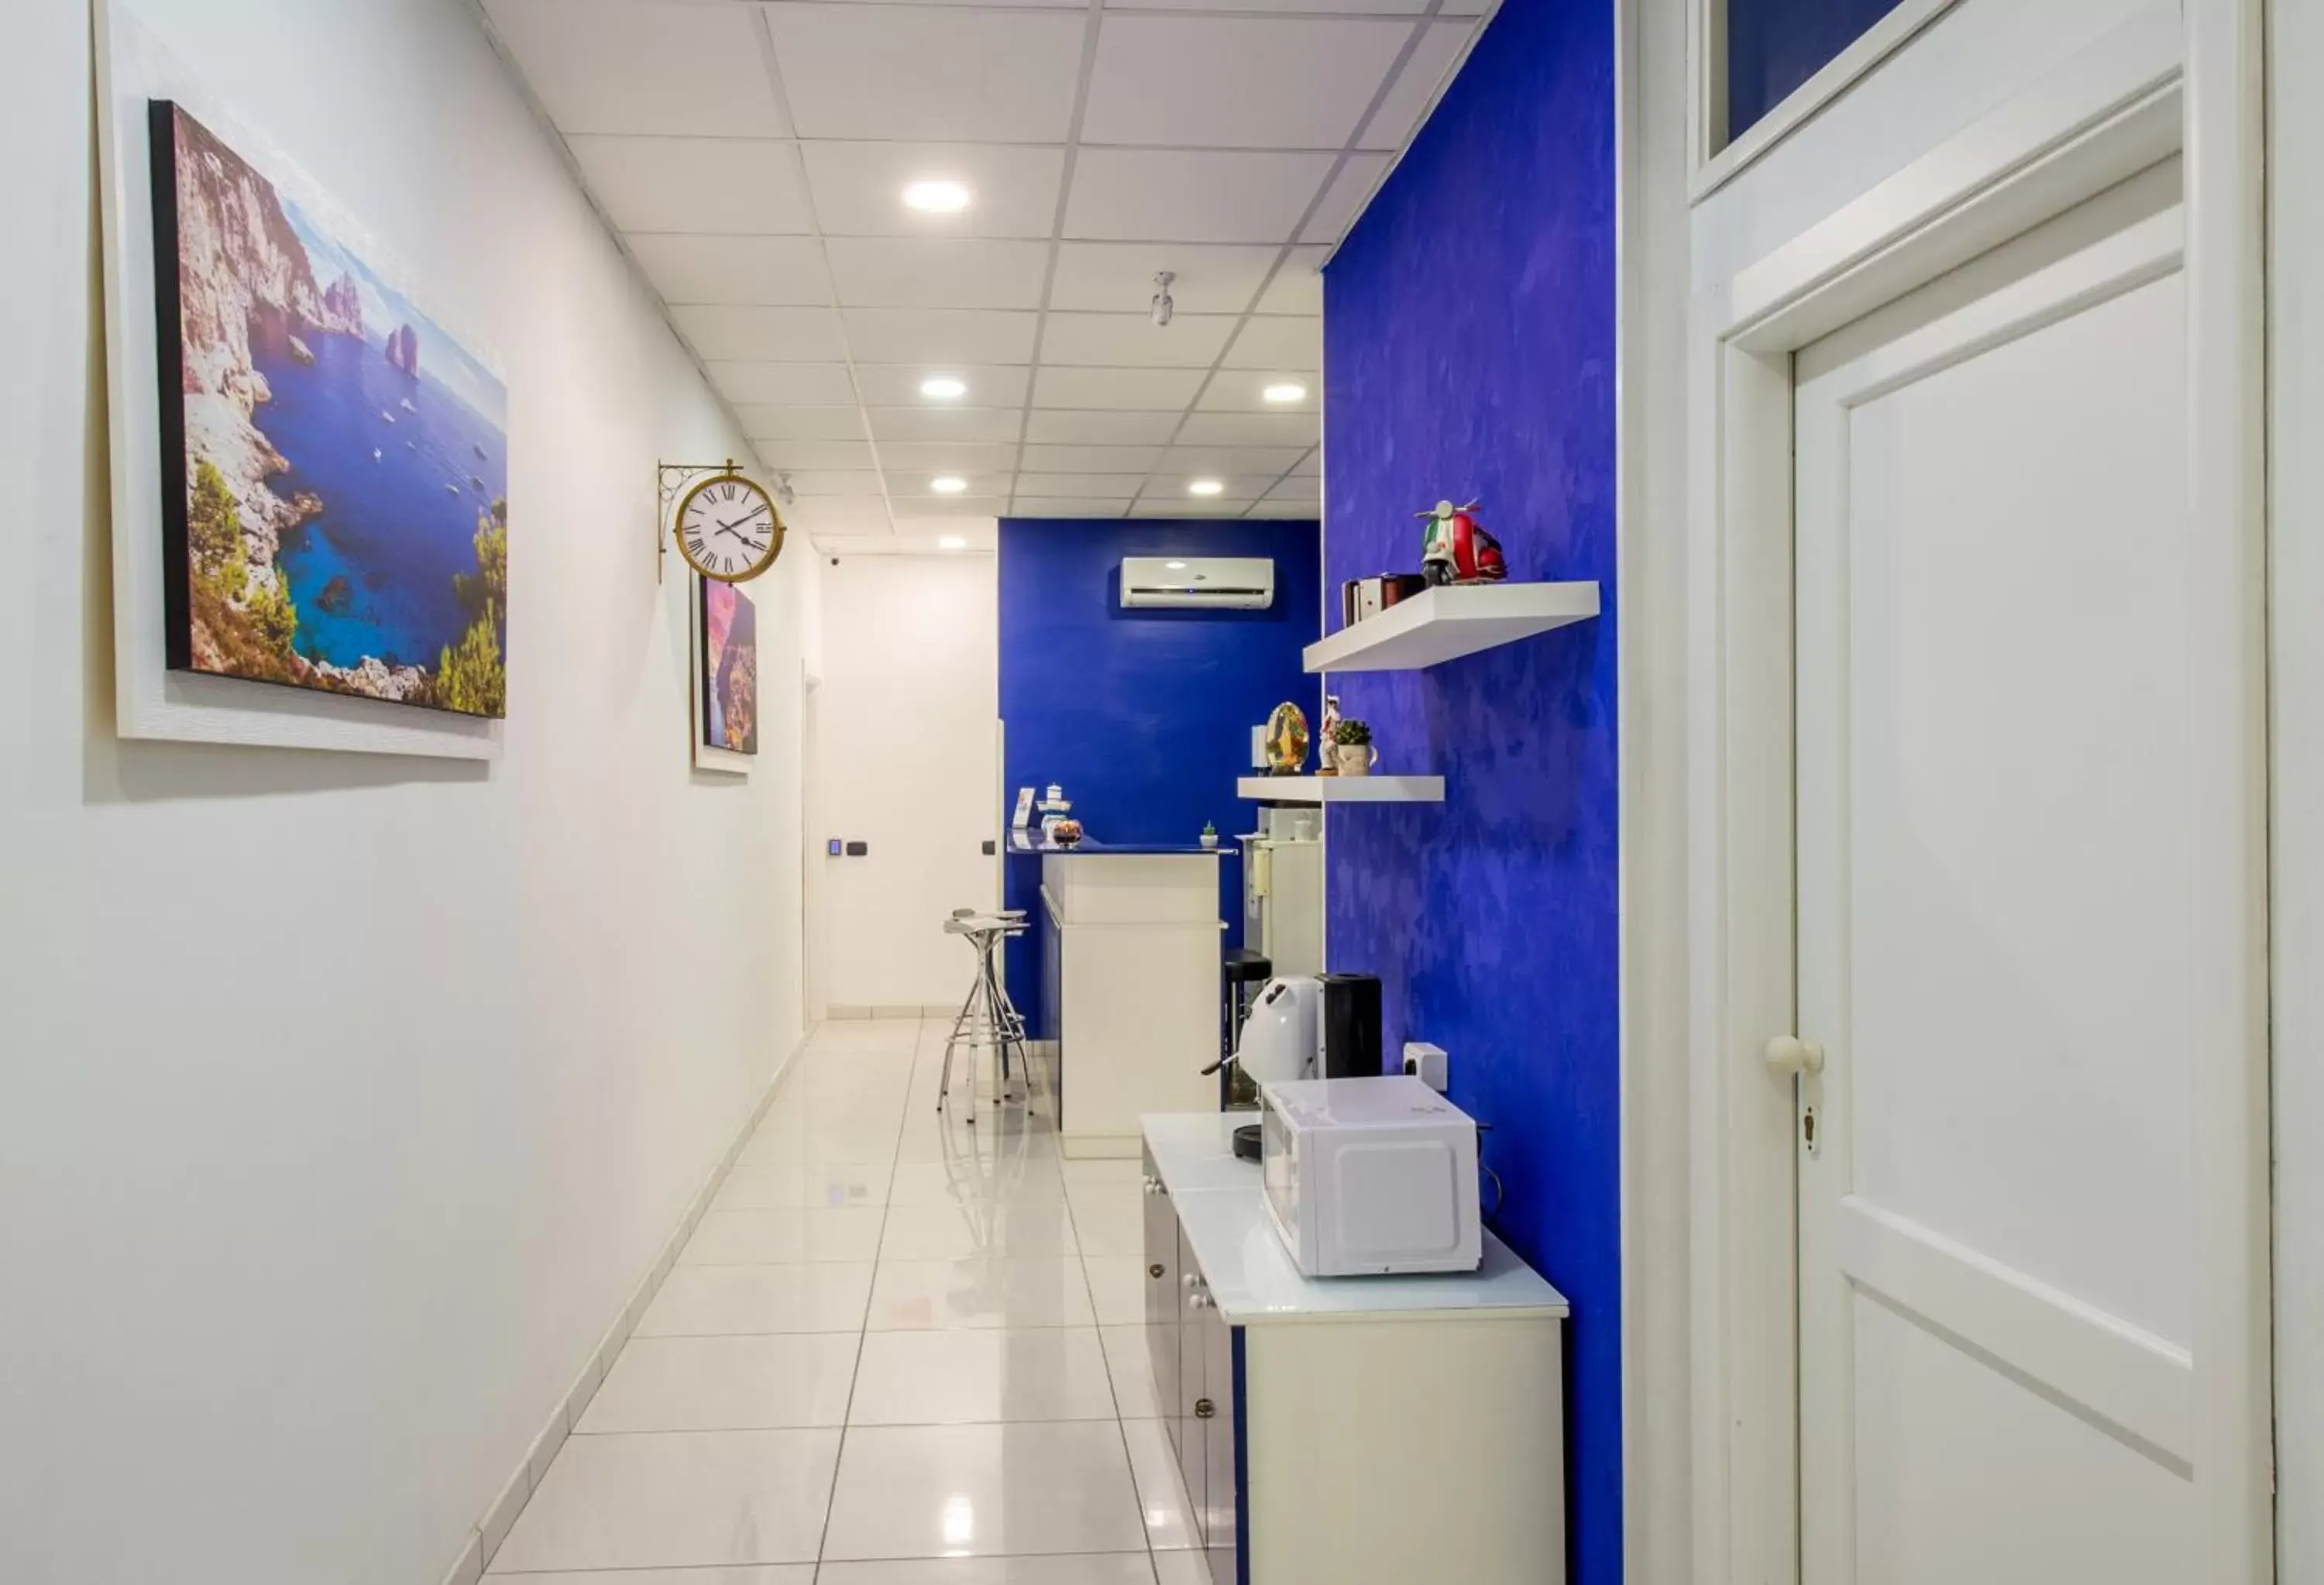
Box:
(1402, 1041), (1448, 1092)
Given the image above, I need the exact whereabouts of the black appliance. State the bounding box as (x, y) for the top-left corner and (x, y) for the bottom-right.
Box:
(1318, 972), (1383, 1080)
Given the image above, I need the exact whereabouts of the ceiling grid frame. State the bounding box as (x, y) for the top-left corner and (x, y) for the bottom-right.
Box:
(476, 0), (1499, 542)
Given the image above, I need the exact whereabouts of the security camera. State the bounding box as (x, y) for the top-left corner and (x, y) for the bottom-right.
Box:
(1150, 270), (1175, 328)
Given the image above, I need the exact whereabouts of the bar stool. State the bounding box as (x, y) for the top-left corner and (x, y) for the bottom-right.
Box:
(938, 908), (1030, 1122)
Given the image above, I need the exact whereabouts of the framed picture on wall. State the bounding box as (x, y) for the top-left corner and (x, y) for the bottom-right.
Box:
(95, 5), (508, 757)
(694, 576), (758, 775)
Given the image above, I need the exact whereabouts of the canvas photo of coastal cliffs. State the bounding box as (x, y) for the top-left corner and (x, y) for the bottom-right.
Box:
(152, 101), (509, 718)
(700, 579), (759, 757)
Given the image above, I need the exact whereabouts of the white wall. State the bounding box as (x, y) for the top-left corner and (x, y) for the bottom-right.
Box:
(0, 2), (808, 1582)
(2271, 0), (2322, 1567)
(814, 549), (1000, 1011)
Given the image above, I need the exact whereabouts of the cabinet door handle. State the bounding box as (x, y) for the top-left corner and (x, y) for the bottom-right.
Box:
(1148, 1264), (1165, 1280)
(1195, 1398), (1216, 1420)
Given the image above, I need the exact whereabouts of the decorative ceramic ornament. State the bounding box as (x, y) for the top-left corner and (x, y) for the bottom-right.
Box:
(1418, 500), (1508, 586)
(1264, 701), (1311, 775)
(1316, 695), (1343, 775)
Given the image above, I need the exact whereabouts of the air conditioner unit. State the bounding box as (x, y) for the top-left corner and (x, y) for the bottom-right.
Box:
(1120, 556), (1275, 610)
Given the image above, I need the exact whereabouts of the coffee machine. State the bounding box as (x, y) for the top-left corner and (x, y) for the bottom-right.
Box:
(1222, 971), (1383, 1086)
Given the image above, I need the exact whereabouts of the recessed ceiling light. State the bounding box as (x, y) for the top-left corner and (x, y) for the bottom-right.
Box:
(902, 180), (971, 214)
(930, 475), (968, 494)
(938, 534), (968, 550)
(1165, 560), (1188, 570)
(1262, 382), (1308, 404)
(1188, 479), (1224, 497)
(920, 375), (968, 400)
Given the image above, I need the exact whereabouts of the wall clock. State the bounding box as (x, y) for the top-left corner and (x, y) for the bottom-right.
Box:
(672, 469), (784, 583)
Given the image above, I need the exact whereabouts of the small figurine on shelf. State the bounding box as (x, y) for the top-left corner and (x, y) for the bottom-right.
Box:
(1264, 701), (1311, 775)
(1037, 783), (1072, 844)
(1418, 500), (1508, 586)
(1330, 717), (1378, 778)
(1316, 694), (1344, 775)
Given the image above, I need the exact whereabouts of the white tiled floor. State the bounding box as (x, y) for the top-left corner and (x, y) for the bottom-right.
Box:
(491, 1017), (1202, 1583)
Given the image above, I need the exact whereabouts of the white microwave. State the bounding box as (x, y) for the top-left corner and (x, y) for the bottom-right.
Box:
(1259, 1075), (1482, 1277)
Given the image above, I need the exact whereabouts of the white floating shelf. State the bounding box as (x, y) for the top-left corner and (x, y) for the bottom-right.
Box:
(1303, 581), (1601, 673)
(1237, 775), (1446, 804)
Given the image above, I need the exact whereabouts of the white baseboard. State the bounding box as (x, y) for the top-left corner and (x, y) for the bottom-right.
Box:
(436, 1034), (807, 1584)
(827, 1002), (957, 1019)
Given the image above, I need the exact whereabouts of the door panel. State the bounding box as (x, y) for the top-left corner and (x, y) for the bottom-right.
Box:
(1793, 160), (2212, 1583)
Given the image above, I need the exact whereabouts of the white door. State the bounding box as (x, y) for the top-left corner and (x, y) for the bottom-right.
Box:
(1790, 156), (2238, 1581)
(814, 552), (999, 1011)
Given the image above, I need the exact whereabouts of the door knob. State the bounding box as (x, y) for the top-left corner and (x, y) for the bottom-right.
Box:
(1763, 1035), (1825, 1077)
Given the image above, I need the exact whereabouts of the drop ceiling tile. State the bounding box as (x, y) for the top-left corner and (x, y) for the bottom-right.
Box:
(1009, 473), (1147, 497)
(853, 364), (1031, 407)
(1291, 450), (1322, 477)
(765, 5), (1086, 142)
(800, 143), (1066, 239)
(1246, 498), (1325, 517)
(788, 471), (889, 497)
(823, 238), (1051, 310)
(1301, 153), (1392, 244)
(865, 407), (1025, 444)
(1020, 445), (1167, 473)
(482, 0), (788, 136)
(877, 441), (1023, 471)
(1129, 499), (1258, 517)
(1356, 20), (1477, 150)
(1040, 313), (1236, 370)
(754, 438), (878, 470)
(842, 308), (1040, 366)
(567, 136), (810, 234)
(1025, 411), (1184, 445)
(1161, 447), (1307, 475)
(709, 361), (858, 406)
(1083, 16), (1411, 150)
(1011, 499), (1133, 517)
(888, 473), (1013, 498)
(1265, 475), (1325, 503)
(1033, 366), (1208, 411)
(629, 234), (834, 307)
(1253, 246), (1328, 316)
(892, 494), (1012, 517)
(1175, 411), (1322, 448)
(1197, 371), (1317, 413)
(1049, 243), (1281, 315)
(1064, 150), (1337, 244)
(784, 497), (894, 532)
(1222, 316), (1322, 371)
(672, 304), (850, 363)
(737, 405), (865, 441)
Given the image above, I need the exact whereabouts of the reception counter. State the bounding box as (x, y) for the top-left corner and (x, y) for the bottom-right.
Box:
(1032, 841), (1223, 1156)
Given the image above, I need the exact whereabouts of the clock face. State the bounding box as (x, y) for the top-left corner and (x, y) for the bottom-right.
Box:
(676, 474), (783, 583)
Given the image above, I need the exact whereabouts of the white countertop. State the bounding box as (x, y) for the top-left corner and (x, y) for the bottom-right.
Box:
(1141, 1112), (1571, 1325)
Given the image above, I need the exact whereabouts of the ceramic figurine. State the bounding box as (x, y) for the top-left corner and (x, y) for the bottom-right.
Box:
(1264, 701), (1311, 775)
(1316, 695), (1344, 775)
(1418, 500), (1508, 586)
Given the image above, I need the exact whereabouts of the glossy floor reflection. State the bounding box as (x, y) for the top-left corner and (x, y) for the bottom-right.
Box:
(491, 1018), (1202, 1582)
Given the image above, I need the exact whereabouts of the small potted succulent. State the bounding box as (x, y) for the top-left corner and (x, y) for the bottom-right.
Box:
(1330, 717), (1377, 777)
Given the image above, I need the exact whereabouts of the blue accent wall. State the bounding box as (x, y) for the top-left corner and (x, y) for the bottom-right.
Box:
(999, 517), (1322, 1035)
(1728, 0), (1906, 137)
(1319, 0), (1619, 1579)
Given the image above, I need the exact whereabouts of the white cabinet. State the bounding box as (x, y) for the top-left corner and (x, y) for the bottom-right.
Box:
(1141, 1115), (1570, 1584)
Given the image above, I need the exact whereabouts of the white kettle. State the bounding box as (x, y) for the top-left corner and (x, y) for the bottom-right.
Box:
(1230, 975), (1322, 1085)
